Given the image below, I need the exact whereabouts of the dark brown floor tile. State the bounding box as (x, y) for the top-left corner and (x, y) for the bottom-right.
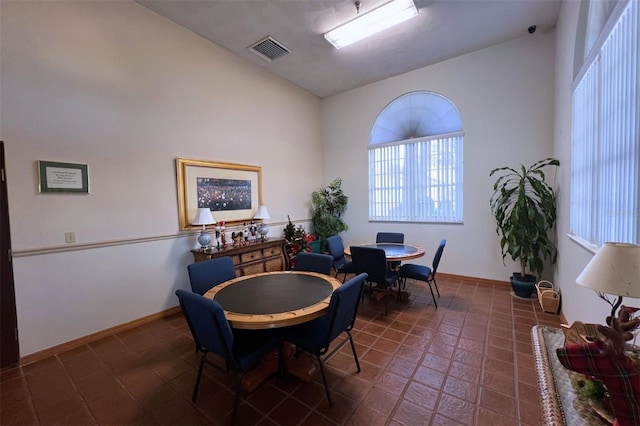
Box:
(519, 399), (543, 424)
(476, 406), (517, 425)
(299, 410), (337, 426)
(402, 380), (440, 410)
(386, 357), (418, 379)
(0, 399), (36, 425)
(315, 393), (358, 424)
(480, 386), (517, 417)
(391, 399), (433, 426)
(431, 413), (466, 425)
(412, 366), (446, 390)
(448, 361), (481, 384)
(482, 371), (516, 398)
(361, 386), (400, 417)
(381, 328), (406, 343)
(452, 348), (482, 368)
(443, 375), (478, 403)
(436, 393), (476, 424)
(373, 371), (409, 396)
(421, 353), (451, 374)
(1, 278), (565, 426)
(361, 348), (392, 367)
(371, 337), (400, 354)
(345, 404), (389, 426)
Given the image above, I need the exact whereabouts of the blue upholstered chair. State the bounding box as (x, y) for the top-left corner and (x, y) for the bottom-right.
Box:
(187, 256), (236, 295)
(399, 239), (446, 308)
(175, 289), (282, 423)
(350, 246), (400, 315)
(326, 235), (356, 282)
(284, 273), (368, 407)
(294, 252), (334, 276)
(376, 232), (405, 270)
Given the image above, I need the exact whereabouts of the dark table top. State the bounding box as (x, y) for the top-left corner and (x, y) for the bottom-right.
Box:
(344, 243), (425, 261)
(204, 271), (341, 329)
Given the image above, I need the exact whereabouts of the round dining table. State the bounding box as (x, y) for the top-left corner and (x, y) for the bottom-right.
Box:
(344, 243), (425, 261)
(203, 270), (341, 330)
(203, 270), (341, 391)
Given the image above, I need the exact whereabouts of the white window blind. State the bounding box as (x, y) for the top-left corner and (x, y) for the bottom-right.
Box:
(570, 0), (639, 247)
(369, 133), (463, 222)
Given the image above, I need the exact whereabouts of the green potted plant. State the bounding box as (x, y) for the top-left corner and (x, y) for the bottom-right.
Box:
(489, 157), (560, 298)
(311, 178), (349, 252)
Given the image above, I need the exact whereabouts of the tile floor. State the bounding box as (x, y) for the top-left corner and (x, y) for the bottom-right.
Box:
(1, 275), (561, 425)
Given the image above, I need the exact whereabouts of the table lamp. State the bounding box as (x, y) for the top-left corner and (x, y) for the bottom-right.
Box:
(254, 205), (271, 242)
(576, 242), (640, 318)
(193, 208), (216, 248)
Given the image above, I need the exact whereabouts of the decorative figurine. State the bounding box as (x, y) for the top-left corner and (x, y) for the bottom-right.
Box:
(220, 221), (227, 249)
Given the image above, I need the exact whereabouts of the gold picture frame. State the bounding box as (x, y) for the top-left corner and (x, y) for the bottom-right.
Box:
(176, 158), (262, 230)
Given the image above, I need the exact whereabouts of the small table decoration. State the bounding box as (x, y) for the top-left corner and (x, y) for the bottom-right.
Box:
(557, 306), (640, 426)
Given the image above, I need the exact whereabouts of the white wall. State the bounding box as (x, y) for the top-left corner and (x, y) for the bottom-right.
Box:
(322, 31), (557, 282)
(1, 1), (323, 356)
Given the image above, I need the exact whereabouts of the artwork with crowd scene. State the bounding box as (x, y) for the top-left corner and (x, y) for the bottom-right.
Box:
(197, 178), (252, 211)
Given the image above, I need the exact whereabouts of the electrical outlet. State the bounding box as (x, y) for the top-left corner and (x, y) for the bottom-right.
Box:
(65, 232), (76, 244)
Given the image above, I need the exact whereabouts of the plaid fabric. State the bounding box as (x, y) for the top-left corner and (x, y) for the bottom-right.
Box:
(556, 341), (640, 426)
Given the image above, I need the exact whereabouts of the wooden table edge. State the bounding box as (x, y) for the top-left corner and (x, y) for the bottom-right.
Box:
(204, 271), (341, 330)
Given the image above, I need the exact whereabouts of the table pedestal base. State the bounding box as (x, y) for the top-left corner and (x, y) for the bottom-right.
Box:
(241, 342), (318, 392)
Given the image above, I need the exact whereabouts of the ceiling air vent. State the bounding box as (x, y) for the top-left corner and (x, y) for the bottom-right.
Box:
(248, 36), (290, 62)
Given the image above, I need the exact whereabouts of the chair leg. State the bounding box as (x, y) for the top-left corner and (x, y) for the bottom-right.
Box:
(384, 288), (389, 315)
(426, 280), (438, 309)
(231, 373), (243, 425)
(432, 276), (440, 297)
(347, 331), (361, 373)
(315, 355), (333, 407)
(192, 352), (207, 402)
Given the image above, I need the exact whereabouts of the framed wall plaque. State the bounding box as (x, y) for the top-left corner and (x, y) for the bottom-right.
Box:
(38, 160), (89, 193)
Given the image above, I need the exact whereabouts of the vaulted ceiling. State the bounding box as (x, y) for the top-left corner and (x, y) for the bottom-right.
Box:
(137, 0), (562, 98)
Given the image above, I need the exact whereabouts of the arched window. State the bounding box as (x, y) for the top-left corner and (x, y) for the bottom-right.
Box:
(369, 91), (463, 223)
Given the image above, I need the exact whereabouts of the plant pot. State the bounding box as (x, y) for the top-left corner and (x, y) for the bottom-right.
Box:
(309, 240), (321, 253)
(511, 273), (537, 298)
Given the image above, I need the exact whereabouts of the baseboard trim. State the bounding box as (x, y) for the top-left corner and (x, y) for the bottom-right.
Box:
(19, 306), (182, 366)
(437, 272), (510, 287)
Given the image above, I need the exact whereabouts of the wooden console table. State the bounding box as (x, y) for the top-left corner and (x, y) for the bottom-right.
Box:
(191, 239), (288, 276)
(531, 325), (610, 426)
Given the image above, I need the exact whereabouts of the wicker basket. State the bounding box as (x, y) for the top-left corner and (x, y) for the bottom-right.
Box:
(536, 280), (560, 314)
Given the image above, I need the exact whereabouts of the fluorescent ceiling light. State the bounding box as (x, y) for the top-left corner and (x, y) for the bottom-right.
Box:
(324, 0), (419, 49)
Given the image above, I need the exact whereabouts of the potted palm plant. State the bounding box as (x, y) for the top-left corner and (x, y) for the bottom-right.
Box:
(311, 178), (349, 252)
(489, 157), (560, 298)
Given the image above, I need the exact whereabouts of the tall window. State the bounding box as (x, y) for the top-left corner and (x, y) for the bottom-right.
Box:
(570, 0), (639, 247)
(368, 91), (463, 223)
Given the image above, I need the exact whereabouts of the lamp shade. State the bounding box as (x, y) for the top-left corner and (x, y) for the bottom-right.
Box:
(192, 208), (215, 226)
(576, 242), (640, 298)
(254, 205), (271, 220)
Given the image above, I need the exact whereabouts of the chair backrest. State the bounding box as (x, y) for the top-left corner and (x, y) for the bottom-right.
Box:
(376, 232), (404, 244)
(350, 246), (388, 286)
(326, 235), (346, 268)
(321, 273), (368, 351)
(432, 239), (447, 276)
(175, 289), (234, 361)
(294, 252), (334, 275)
(187, 256), (236, 295)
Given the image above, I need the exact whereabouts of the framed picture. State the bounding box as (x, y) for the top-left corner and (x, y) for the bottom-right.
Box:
(37, 160), (89, 193)
(176, 158), (262, 230)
